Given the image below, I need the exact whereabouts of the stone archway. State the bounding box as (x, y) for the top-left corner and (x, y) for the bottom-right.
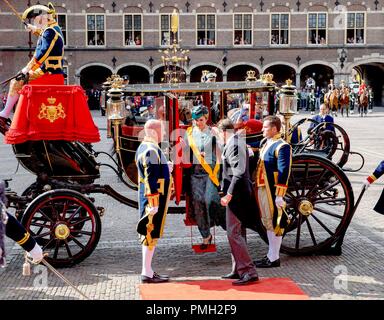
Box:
(263, 64), (296, 86)
(79, 65), (112, 90)
(153, 66), (186, 83)
(227, 64), (260, 82)
(352, 62), (384, 107)
(117, 65), (150, 84)
(189, 65), (223, 82)
(300, 64), (335, 90)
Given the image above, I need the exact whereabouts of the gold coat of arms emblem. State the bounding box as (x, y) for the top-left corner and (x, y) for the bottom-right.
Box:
(38, 96), (66, 123)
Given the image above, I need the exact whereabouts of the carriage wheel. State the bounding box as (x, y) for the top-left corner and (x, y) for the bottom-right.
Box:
(22, 189), (101, 268)
(261, 154), (354, 255)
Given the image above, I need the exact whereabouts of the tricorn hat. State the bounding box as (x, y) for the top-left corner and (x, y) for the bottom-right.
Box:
(22, 2), (55, 20)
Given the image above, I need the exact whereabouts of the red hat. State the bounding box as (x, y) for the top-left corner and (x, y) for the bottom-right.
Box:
(243, 119), (262, 134)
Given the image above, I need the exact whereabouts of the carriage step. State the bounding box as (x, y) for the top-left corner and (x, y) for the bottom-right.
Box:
(15, 153), (32, 158)
(192, 244), (217, 253)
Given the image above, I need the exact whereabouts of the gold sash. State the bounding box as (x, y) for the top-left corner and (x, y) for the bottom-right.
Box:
(186, 126), (220, 186)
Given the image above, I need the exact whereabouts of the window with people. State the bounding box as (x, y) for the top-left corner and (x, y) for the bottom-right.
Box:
(346, 12), (365, 44)
(160, 14), (178, 46)
(308, 13), (327, 45)
(271, 14), (289, 45)
(197, 14), (216, 46)
(124, 14), (142, 46)
(233, 14), (252, 45)
(87, 14), (105, 46)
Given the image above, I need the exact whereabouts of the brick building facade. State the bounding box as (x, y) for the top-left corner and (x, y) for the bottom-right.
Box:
(0, 1), (383, 105)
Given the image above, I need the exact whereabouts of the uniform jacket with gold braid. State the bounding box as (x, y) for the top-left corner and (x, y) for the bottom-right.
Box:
(288, 127), (302, 144)
(367, 160), (384, 215)
(135, 138), (171, 240)
(256, 134), (292, 230)
(26, 22), (64, 76)
(1, 182), (36, 266)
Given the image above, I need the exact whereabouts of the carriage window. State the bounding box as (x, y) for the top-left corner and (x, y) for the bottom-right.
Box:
(308, 13), (327, 45)
(57, 14), (67, 45)
(197, 14), (216, 46)
(271, 14), (289, 45)
(123, 96), (167, 127)
(87, 14), (105, 46)
(233, 14), (252, 46)
(160, 14), (178, 46)
(346, 13), (365, 44)
(124, 14), (142, 46)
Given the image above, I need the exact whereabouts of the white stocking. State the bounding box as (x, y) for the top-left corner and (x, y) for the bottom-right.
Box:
(141, 245), (155, 277)
(0, 94), (19, 118)
(266, 230), (274, 260)
(267, 231), (282, 262)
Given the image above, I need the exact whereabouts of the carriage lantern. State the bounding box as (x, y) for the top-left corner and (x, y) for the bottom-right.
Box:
(279, 79), (297, 141)
(107, 80), (126, 122)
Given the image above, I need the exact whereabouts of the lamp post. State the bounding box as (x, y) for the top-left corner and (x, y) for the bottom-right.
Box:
(279, 79), (297, 142)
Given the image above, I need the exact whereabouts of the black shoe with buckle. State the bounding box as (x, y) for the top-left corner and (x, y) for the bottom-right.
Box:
(232, 273), (259, 286)
(254, 257), (280, 268)
(221, 272), (240, 279)
(141, 272), (170, 284)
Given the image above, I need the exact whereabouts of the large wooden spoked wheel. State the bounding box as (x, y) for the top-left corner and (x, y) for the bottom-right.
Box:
(257, 154), (354, 255)
(22, 189), (101, 268)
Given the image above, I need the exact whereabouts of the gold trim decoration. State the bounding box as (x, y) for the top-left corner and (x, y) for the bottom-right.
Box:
(38, 96), (66, 123)
(186, 126), (220, 186)
(54, 224), (70, 240)
(298, 200), (314, 216)
(17, 232), (30, 245)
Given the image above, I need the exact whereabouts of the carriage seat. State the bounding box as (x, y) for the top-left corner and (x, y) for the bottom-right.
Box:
(121, 124), (143, 138)
(4, 84), (100, 145)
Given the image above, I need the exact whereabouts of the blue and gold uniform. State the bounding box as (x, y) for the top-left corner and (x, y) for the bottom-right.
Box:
(135, 137), (172, 245)
(256, 134), (292, 235)
(0, 3), (64, 123)
(367, 160), (384, 215)
(1, 182), (37, 266)
(287, 126), (302, 144)
(21, 4), (65, 79)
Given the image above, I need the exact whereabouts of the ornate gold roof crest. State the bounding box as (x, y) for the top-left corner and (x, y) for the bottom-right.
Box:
(38, 96), (66, 123)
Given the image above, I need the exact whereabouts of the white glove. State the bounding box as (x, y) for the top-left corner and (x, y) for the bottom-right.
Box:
(275, 196), (286, 209)
(363, 180), (371, 190)
(247, 146), (254, 157)
(167, 161), (174, 174)
(21, 67), (30, 75)
(27, 243), (44, 264)
(25, 24), (37, 33)
(147, 206), (158, 216)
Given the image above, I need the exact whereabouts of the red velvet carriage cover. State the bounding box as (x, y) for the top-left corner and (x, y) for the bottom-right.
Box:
(4, 84), (100, 144)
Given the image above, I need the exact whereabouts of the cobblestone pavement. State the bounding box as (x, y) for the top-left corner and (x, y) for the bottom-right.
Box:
(1, 109), (384, 300)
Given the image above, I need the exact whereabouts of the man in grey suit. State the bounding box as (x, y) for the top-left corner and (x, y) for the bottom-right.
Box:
(217, 118), (259, 286)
